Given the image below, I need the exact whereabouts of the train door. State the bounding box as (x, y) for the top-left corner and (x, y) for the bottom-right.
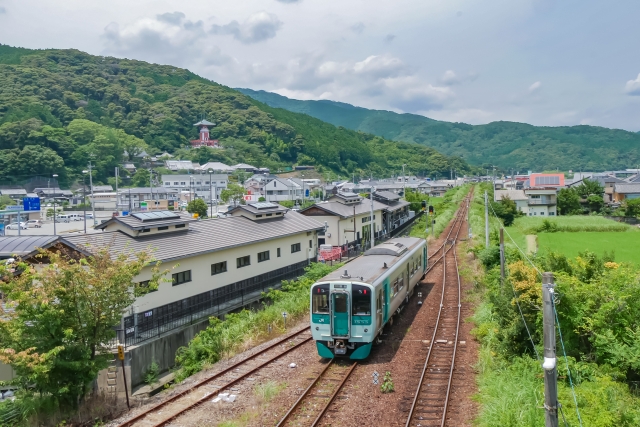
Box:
(376, 291), (383, 334)
(331, 292), (349, 337)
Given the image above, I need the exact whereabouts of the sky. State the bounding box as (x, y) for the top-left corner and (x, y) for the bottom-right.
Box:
(1, 0), (640, 131)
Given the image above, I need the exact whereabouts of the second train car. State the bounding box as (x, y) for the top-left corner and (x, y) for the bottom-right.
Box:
(310, 237), (427, 359)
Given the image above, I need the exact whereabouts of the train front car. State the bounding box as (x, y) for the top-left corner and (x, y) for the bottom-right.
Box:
(310, 237), (427, 360)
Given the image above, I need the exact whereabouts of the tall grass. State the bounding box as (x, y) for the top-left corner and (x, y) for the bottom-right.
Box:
(410, 185), (470, 239)
(513, 216), (633, 234)
(174, 262), (341, 382)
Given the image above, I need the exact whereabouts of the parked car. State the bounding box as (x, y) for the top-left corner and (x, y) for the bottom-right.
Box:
(6, 222), (27, 230)
(27, 220), (43, 228)
(85, 213), (94, 219)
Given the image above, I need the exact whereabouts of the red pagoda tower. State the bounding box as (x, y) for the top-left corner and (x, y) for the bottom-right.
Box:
(190, 119), (219, 148)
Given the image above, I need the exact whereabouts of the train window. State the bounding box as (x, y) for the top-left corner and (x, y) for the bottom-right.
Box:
(334, 293), (348, 313)
(312, 284), (330, 313)
(352, 285), (371, 315)
(392, 278), (400, 297)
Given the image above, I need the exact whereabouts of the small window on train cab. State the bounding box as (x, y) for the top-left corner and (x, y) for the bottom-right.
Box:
(352, 284), (371, 315)
(312, 284), (330, 314)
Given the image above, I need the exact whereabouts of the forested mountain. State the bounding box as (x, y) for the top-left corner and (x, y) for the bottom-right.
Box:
(238, 88), (640, 172)
(0, 45), (471, 188)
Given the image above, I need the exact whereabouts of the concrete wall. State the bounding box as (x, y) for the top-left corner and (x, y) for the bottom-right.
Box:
(127, 317), (211, 388)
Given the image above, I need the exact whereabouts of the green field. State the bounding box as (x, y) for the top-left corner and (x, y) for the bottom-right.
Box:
(537, 232), (640, 264)
(512, 216), (633, 234)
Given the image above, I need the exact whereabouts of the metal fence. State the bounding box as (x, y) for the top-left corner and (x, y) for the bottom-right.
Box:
(121, 258), (315, 347)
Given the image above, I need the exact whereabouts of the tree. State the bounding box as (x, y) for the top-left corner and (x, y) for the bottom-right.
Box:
(0, 195), (16, 210)
(0, 247), (163, 408)
(624, 198), (640, 217)
(220, 184), (247, 206)
(187, 198), (208, 218)
(490, 196), (519, 226)
(575, 178), (604, 199)
(586, 194), (604, 213)
(131, 168), (151, 187)
(557, 188), (582, 215)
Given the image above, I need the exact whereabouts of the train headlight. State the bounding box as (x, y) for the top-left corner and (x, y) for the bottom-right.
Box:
(364, 328), (368, 333)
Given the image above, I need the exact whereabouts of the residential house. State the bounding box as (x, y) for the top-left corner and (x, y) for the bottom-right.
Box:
(613, 183), (640, 203)
(300, 192), (387, 247)
(526, 173), (565, 188)
(494, 189), (529, 213)
(263, 178), (302, 202)
(524, 187), (558, 216)
(368, 191), (412, 232)
(0, 188), (27, 202)
(198, 162), (234, 173)
(165, 160), (195, 172)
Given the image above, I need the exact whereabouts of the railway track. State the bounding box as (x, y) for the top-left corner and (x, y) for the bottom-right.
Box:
(116, 327), (313, 427)
(423, 195), (470, 275)
(276, 360), (357, 427)
(405, 194), (469, 427)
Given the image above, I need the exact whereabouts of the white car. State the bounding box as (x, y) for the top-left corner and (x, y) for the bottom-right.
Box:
(27, 220), (43, 228)
(6, 222), (27, 230)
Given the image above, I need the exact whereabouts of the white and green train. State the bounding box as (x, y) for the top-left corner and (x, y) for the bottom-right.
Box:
(310, 237), (427, 359)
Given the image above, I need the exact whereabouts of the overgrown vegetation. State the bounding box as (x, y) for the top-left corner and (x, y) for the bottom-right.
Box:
(409, 185), (469, 239)
(469, 185), (640, 426)
(380, 371), (394, 393)
(174, 262), (340, 382)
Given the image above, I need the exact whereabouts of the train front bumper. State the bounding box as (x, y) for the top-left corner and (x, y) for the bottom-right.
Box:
(315, 341), (373, 360)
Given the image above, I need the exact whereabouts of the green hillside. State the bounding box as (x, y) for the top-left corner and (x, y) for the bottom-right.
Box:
(0, 45), (471, 187)
(238, 88), (640, 172)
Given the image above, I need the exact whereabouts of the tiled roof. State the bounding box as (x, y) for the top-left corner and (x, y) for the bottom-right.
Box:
(302, 199), (389, 218)
(63, 211), (324, 263)
(0, 236), (59, 258)
(614, 183), (640, 194)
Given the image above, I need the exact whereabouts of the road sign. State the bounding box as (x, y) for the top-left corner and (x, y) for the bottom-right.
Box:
(22, 197), (40, 212)
(117, 345), (125, 361)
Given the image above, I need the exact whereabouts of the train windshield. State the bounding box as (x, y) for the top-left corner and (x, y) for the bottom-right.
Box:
(312, 284), (330, 313)
(352, 284), (371, 315)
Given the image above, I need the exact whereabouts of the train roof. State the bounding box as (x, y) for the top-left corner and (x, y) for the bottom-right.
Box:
(319, 237), (424, 284)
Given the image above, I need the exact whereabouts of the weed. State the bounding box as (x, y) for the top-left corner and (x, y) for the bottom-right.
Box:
(143, 361), (160, 385)
(380, 371), (394, 393)
(254, 381), (286, 403)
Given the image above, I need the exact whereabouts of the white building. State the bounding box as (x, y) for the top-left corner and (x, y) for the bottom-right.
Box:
(161, 174), (228, 203)
(494, 188), (558, 216)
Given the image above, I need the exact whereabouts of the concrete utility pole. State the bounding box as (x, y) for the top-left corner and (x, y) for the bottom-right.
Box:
(542, 272), (559, 427)
(115, 166), (119, 214)
(370, 186), (375, 250)
(484, 191), (489, 248)
(402, 164), (406, 196)
(499, 228), (505, 286)
(88, 161), (96, 225)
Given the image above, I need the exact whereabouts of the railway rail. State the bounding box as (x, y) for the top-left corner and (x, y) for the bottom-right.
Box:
(404, 194), (470, 427)
(116, 327), (313, 427)
(276, 360), (357, 427)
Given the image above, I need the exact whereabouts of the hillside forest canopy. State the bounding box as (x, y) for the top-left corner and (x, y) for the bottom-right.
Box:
(239, 88), (640, 172)
(0, 45), (473, 188)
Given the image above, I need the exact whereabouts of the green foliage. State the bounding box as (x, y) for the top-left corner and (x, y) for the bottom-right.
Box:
(490, 196), (520, 226)
(220, 184), (246, 205)
(557, 187), (582, 215)
(0, 195), (16, 209)
(575, 178), (605, 199)
(511, 215), (633, 234)
(0, 45), (473, 188)
(623, 198), (640, 217)
(0, 248), (164, 411)
(537, 219), (559, 233)
(240, 88), (640, 171)
(186, 198), (208, 218)
(131, 168), (150, 187)
(254, 381), (286, 403)
(404, 189), (430, 212)
(409, 185), (468, 239)
(380, 371), (394, 393)
(174, 262), (340, 382)
(144, 361), (160, 385)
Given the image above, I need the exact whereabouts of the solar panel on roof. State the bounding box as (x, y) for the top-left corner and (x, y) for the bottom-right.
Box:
(250, 202), (279, 209)
(132, 211), (180, 221)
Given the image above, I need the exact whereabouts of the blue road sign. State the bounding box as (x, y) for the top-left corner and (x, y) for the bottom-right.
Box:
(22, 197), (41, 212)
(305, 189), (310, 197)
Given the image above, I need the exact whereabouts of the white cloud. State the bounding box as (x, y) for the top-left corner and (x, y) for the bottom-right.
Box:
(440, 70), (459, 85)
(528, 81), (542, 93)
(625, 73), (640, 96)
(275, 0), (302, 3)
(210, 12), (282, 44)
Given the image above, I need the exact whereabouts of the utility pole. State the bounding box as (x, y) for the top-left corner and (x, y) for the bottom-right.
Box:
(370, 186), (375, 250)
(484, 191), (489, 248)
(402, 164), (406, 196)
(499, 228), (505, 286)
(88, 161), (96, 225)
(542, 272), (558, 427)
(115, 167), (119, 214)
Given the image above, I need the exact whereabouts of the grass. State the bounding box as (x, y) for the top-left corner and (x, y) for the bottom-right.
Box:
(410, 185), (470, 239)
(512, 215), (634, 234)
(537, 232), (640, 264)
(254, 381), (286, 403)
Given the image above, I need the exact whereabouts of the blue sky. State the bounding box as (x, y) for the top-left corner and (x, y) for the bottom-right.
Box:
(1, 0), (639, 131)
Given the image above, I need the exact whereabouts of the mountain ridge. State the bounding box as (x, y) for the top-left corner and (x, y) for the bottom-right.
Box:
(237, 88), (640, 172)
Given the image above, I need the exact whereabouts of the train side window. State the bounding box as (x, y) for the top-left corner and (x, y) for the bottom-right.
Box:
(312, 284), (330, 313)
(352, 285), (371, 315)
(392, 278), (400, 296)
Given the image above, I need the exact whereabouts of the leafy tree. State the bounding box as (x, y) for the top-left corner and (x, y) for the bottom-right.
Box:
(586, 194), (604, 213)
(557, 188), (582, 215)
(220, 184), (247, 206)
(624, 198), (640, 217)
(131, 168), (151, 187)
(0, 247), (163, 408)
(187, 198), (208, 218)
(575, 178), (604, 199)
(490, 196), (519, 226)
(0, 195), (16, 210)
